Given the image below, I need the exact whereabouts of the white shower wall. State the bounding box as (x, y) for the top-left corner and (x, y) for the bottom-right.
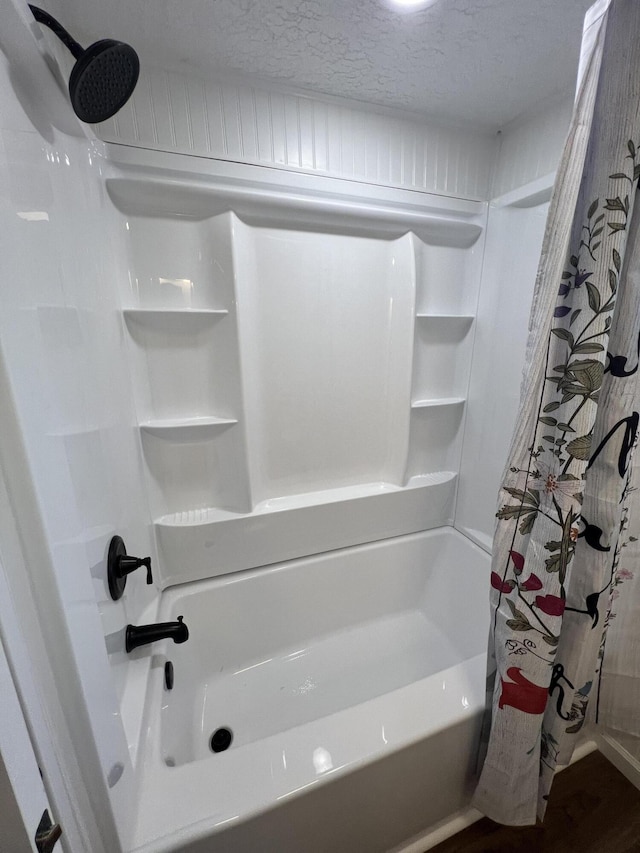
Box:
(455, 97), (572, 548)
(455, 198), (551, 549)
(104, 146), (485, 584)
(0, 5), (156, 848)
(0, 8), (574, 849)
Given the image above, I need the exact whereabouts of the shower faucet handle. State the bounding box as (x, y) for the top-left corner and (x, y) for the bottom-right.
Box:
(119, 554), (153, 584)
(107, 535), (153, 601)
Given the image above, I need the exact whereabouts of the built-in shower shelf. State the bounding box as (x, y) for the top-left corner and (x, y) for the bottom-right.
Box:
(411, 397), (465, 409)
(156, 473), (453, 526)
(106, 174), (485, 248)
(154, 472), (458, 584)
(415, 314), (474, 322)
(123, 308), (228, 326)
(140, 416), (238, 440)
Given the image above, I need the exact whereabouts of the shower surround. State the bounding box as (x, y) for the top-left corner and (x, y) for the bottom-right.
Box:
(107, 145), (484, 587)
(102, 124), (546, 848)
(103, 142), (489, 850)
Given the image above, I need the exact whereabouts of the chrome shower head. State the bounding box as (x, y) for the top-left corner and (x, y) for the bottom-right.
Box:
(29, 5), (139, 124)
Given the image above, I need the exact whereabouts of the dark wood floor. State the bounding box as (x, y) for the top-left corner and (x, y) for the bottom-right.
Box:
(430, 751), (640, 853)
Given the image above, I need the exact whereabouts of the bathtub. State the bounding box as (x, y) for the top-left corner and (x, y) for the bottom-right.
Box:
(130, 528), (490, 853)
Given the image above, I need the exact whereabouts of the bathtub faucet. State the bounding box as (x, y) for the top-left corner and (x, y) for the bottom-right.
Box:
(125, 615), (189, 653)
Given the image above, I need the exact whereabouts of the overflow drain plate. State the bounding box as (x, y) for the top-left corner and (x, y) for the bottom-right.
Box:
(210, 727), (233, 753)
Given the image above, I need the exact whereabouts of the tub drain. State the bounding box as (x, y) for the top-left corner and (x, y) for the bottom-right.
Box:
(210, 727), (233, 753)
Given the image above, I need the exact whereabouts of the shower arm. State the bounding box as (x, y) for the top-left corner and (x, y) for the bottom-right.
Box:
(28, 3), (140, 124)
(28, 5), (84, 60)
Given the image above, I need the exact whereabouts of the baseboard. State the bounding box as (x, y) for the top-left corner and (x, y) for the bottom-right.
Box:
(597, 732), (640, 791)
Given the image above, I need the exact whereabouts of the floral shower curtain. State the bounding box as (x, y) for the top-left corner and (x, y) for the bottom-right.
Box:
(474, 0), (640, 825)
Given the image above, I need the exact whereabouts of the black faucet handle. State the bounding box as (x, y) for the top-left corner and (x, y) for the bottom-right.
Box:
(119, 554), (152, 578)
(108, 536), (153, 600)
(120, 555), (153, 585)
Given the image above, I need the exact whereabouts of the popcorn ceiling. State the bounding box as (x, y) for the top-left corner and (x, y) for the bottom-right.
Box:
(53, 0), (593, 128)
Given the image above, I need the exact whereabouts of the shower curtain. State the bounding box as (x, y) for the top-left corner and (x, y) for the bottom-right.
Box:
(474, 0), (640, 825)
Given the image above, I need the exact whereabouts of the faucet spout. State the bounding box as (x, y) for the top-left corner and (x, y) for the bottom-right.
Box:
(125, 615), (189, 653)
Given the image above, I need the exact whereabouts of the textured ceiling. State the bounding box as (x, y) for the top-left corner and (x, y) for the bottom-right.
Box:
(53, 0), (595, 129)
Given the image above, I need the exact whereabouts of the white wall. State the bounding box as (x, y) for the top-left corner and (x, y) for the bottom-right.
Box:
(0, 3), (162, 848)
(456, 95), (573, 549)
(455, 197), (550, 549)
(85, 64), (576, 205)
(92, 63), (496, 201)
(492, 96), (573, 199)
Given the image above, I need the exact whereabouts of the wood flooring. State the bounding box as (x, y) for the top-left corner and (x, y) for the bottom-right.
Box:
(430, 751), (640, 853)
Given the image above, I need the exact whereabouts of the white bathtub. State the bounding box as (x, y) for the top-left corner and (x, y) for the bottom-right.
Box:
(130, 528), (490, 853)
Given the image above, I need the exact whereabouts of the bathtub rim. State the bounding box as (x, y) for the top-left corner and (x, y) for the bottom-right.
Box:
(153, 523), (487, 616)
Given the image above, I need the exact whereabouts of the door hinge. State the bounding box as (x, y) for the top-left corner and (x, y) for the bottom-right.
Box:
(35, 809), (62, 853)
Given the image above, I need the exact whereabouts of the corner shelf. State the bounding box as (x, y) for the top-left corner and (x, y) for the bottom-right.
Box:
(415, 313), (474, 322)
(412, 313), (475, 402)
(123, 308), (228, 321)
(411, 397), (465, 410)
(140, 416), (238, 440)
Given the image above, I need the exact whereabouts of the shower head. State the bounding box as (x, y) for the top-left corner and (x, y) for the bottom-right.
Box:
(29, 5), (139, 124)
(67, 39), (139, 124)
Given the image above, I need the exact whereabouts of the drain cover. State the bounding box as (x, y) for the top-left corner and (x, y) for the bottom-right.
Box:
(210, 727), (233, 753)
